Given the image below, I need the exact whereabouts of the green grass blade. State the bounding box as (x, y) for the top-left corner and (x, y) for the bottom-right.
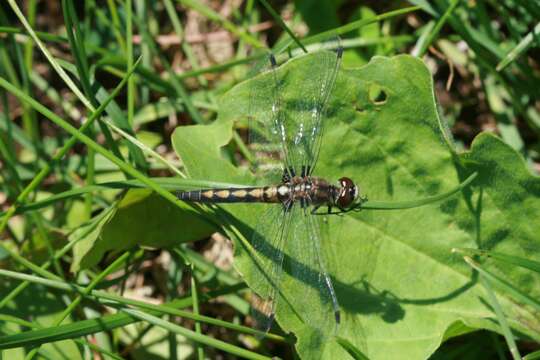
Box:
(496, 21), (540, 71)
(0, 177), (248, 216)
(463, 257), (540, 311)
(411, 21), (435, 57)
(190, 264), (205, 360)
(163, 0), (208, 87)
(415, 0), (461, 57)
(0, 244), (62, 282)
(360, 171), (477, 210)
(101, 118), (186, 177)
(105, 0), (126, 51)
(0, 286), (243, 349)
(335, 337), (369, 360)
(126, 0), (135, 128)
(0, 208), (114, 310)
(479, 268), (521, 360)
(0, 58), (140, 235)
(0, 315), (124, 360)
(62, 0), (93, 105)
(6, 0), (93, 111)
(0, 280), (253, 348)
(0, 76), (217, 231)
(132, 12), (205, 126)
(524, 350), (540, 360)
(23, 253), (137, 359)
(0, 26), (67, 42)
(297, 6), (421, 50)
(55, 251), (139, 325)
(0, 268), (286, 343)
(258, 0), (307, 53)
(453, 248), (540, 274)
(122, 308), (271, 360)
(180, 0), (264, 48)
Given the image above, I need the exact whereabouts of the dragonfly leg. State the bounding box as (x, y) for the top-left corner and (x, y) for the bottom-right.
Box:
(268, 54), (277, 69)
(300, 165), (306, 178)
(282, 167), (296, 182)
(304, 196), (315, 216)
(269, 53), (278, 68)
(300, 165), (312, 178)
(289, 166), (296, 178)
(283, 199), (293, 212)
(281, 170), (290, 182)
(300, 198), (309, 216)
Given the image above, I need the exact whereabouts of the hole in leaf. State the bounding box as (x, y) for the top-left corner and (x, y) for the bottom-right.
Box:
(354, 103), (365, 114)
(368, 84), (387, 105)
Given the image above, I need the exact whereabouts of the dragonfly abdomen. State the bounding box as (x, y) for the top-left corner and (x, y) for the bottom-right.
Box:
(177, 186), (286, 203)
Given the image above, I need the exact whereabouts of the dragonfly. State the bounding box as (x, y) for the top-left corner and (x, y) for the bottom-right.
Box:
(177, 44), (363, 334)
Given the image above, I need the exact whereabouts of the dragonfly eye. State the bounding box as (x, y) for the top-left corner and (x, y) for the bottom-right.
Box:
(337, 177), (357, 208)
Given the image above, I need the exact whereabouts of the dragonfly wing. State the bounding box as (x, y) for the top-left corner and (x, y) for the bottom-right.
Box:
(281, 48), (342, 174)
(247, 53), (290, 183)
(301, 46), (343, 174)
(249, 204), (294, 332)
(247, 46), (342, 180)
(285, 206), (340, 334)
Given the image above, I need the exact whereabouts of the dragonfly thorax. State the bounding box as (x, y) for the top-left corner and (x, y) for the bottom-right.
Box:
(277, 176), (358, 210)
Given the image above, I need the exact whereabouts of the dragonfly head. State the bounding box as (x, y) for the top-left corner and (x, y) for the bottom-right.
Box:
(336, 177), (358, 209)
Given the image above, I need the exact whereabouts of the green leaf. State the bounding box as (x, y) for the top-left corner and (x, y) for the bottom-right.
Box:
(71, 205), (116, 272)
(71, 190), (216, 271)
(173, 52), (540, 359)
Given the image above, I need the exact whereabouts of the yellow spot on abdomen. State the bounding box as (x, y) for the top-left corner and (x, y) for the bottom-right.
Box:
(232, 190), (247, 198)
(216, 190), (230, 198)
(202, 191), (214, 198)
(248, 189), (263, 198)
(265, 187), (277, 197)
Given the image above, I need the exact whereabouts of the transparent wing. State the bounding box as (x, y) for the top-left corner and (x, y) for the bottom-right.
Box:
(285, 48), (342, 176)
(302, 46), (343, 175)
(249, 204), (293, 332)
(284, 205), (340, 334)
(248, 46), (342, 181)
(247, 53), (287, 184)
(249, 204), (339, 334)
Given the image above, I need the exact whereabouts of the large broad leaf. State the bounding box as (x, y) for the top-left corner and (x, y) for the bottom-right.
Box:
(173, 52), (540, 359)
(71, 190), (216, 271)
